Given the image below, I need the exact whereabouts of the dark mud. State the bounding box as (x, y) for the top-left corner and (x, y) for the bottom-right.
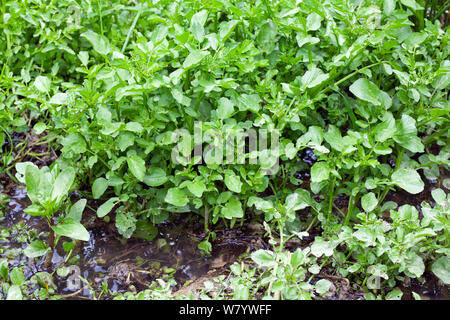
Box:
(0, 187), (265, 299)
(400, 272), (450, 300)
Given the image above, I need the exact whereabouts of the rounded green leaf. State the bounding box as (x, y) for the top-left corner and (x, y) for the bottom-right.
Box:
(97, 197), (119, 218)
(67, 199), (87, 222)
(143, 168), (168, 187)
(361, 192), (378, 212)
(6, 285), (22, 300)
(81, 30), (111, 55)
(221, 198), (243, 219)
(251, 249), (276, 267)
(315, 279), (332, 295)
(10, 267), (25, 286)
(349, 78), (384, 106)
(224, 171), (242, 193)
(187, 179), (206, 198)
(391, 168), (424, 194)
(52, 218), (90, 241)
(33, 122), (47, 135)
(34, 76), (51, 93)
(92, 177), (109, 199)
(217, 97), (234, 120)
(183, 50), (209, 69)
(165, 188), (189, 207)
(127, 155), (146, 182)
(431, 256), (450, 284)
(24, 241), (49, 258)
(311, 161), (330, 183)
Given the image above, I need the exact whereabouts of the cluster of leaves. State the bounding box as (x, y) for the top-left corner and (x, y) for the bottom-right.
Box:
(13, 162), (90, 263)
(309, 189), (449, 291)
(4, 0), (447, 232)
(0, 260), (57, 300)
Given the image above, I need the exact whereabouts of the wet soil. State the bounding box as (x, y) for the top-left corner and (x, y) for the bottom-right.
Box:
(0, 186), (267, 299)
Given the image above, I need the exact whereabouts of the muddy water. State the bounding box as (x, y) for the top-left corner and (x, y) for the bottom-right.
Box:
(400, 272), (450, 300)
(0, 188), (250, 299)
(1, 184), (448, 300)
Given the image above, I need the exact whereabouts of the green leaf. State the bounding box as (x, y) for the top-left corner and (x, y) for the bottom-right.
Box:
(385, 288), (403, 300)
(0, 259), (8, 280)
(78, 51), (89, 66)
(373, 112), (396, 142)
(56, 266), (71, 277)
(315, 279), (332, 295)
(51, 167), (76, 205)
(391, 168), (424, 194)
(187, 179), (206, 197)
(143, 168), (168, 187)
(52, 218), (90, 241)
(400, 0), (423, 11)
(412, 292), (422, 300)
(406, 253), (425, 278)
(24, 204), (45, 216)
(373, 146), (392, 155)
(61, 133), (87, 155)
(301, 67), (329, 89)
(6, 285), (22, 300)
(183, 50), (209, 69)
(285, 189), (312, 212)
(217, 97), (234, 120)
(431, 188), (446, 206)
(49, 92), (68, 105)
(92, 177), (108, 199)
(33, 122), (47, 135)
(349, 78), (390, 107)
(311, 238), (336, 257)
(311, 162), (330, 183)
(238, 94), (261, 112)
(81, 30), (111, 55)
(190, 10), (208, 42)
(384, 0), (396, 16)
(284, 142), (298, 159)
(248, 196), (273, 211)
(431, 256), (450, 284)
(133, 220), (158, 241)
(127, 155), (146, 182)
(165, 188), (189, 207)
(10, 267), (25, 286)
(251, 249), (276, 267)
(67, 199), (87, 222)
(361, 192), (378, 212)
(25, 165), (42, 204)
(125, 122), (143, 133)
(323, 125), (345, 152)
(115, 211), (136, 239)
(393, 115), (424, 153)
(97, 197), (119, 218)
(34, 76), (51, 93)
(256, 20), (277, 52)
(222, 198), (243, 219)
(224, 171), (243, 193)
(219, 20), (238, 42)
(24, 241), (49, 258)
(117, 132), (135, 152)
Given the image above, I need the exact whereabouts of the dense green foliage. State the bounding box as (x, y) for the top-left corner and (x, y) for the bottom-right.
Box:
(0, 0), (449, 300)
